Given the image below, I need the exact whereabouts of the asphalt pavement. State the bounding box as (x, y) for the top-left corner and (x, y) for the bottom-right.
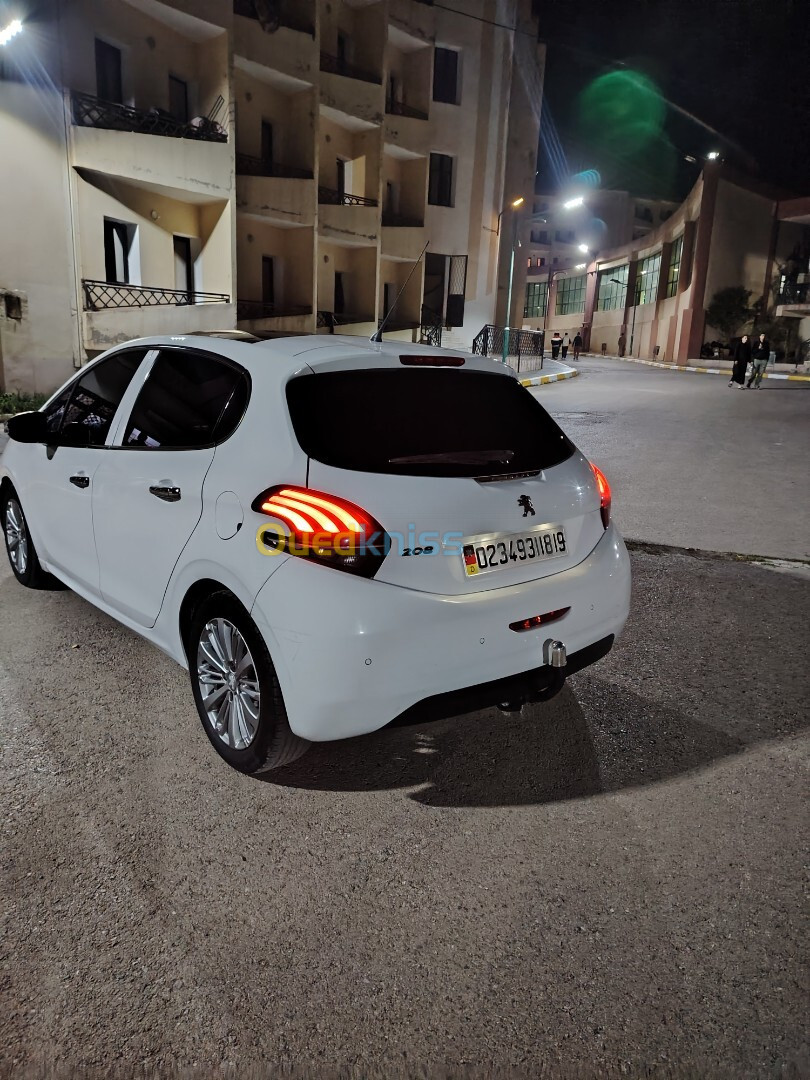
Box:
(1, 360), (808, 1078)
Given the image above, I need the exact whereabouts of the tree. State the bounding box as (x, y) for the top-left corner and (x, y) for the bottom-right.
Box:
(705, 286), (753, 341)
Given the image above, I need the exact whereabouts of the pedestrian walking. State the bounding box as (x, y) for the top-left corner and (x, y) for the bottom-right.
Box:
(551, 330), (563, 360)
(617, 332), (627, 357)
(746, 333), (770, 388)
(573, 332), (583, 361)
(729, 334), (751, 387)
(561, 333), (570, 360)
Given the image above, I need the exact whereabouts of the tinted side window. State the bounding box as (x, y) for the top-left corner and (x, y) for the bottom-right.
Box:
(123, 349), (249, 449)
(58, 349), (146, 446)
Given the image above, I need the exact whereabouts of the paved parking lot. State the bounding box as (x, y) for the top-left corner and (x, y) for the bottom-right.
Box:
(1, 361), (808, 1077)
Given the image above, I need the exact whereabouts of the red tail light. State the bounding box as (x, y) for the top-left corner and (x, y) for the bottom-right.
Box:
(590, 463), (611, 528)
(509, 607), (570, 633)
(252, 486), (388, 578)
(399, 354), (465, 367)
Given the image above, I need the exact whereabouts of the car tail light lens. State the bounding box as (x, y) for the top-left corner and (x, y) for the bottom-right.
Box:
(509, 607), (570, 633)
(252, 486), (388, 578)
(590, 462), (611, 528)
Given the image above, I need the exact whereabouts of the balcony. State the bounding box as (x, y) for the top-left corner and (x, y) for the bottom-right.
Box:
(236, 153), (313, 180)
(318, 187), (378, 208)
(236, 299), (312, 320)
(385, 99), (428, 122)
(71, 91), (227, 143)
(320, 53), (381, 86)
(82, 280), (230, 311)
(381, 211), (423, 228)
(317, 310), (376, 330)
(232, 0), (314, 36)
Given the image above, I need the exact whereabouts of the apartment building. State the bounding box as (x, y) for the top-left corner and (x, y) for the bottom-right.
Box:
(0, 0), (544, 393)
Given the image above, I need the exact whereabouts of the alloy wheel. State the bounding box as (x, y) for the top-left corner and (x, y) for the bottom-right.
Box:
(196, 618), (261, 751)
(5, 499), (29, 576)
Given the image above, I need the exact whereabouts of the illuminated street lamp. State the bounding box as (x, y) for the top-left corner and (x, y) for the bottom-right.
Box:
(0, 18), (23, 46)
(707, 150), (720, 160)
(578, 243), (590, 254)
(563, 196), (584, 210)
(611, 276), (636, 356)
(501, 196), (525, 363)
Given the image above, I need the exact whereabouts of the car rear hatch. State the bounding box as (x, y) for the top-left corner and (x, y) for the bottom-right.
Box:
(284, 361), (606, 596)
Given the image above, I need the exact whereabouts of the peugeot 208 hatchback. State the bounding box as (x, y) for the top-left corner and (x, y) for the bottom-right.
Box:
(1, 335), (631, 774)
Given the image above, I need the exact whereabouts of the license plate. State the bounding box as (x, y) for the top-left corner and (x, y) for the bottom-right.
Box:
(461, 524), (568, 576)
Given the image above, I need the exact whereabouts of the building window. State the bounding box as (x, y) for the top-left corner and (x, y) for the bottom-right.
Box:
(556, 274), (586, 315)
(664, 235), (683, 298)
(4, 294), (22, 320)
(597, 265), (628, 311)
(432, 47), (458, 104)
(168, 75), (188, 122)
(261, 120), (273, 163)
(530, 229), (548, 244)
(428, 152), (454, 207)
(103, 218), (137, 284)
(524, 281), (548, 319)
(262, 256), (275, 304)
(635, 251), (662, 305)
(554, 229), (575, 243)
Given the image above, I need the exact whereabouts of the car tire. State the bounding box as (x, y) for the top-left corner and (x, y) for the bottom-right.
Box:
(1, 486), (63, 590)
(188, 590), (309, 774)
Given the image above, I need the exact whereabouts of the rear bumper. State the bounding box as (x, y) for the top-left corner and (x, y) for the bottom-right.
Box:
(251, 524), (631, 741)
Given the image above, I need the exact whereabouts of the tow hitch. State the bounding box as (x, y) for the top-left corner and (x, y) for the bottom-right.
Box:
(497, 638), (567, 713)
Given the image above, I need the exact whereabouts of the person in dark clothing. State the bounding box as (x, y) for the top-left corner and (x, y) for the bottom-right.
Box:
(746, 333), (770, 388)
(573, 332), (583, 360)
(550, 331), (563, 359)
(730, 334), (751, 387)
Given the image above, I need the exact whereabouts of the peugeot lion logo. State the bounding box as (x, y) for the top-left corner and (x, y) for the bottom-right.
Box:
(517, 495), (535, 518)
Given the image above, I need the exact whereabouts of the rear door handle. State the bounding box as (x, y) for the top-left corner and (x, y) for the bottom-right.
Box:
(69, 475), (90, 489)
(149, 485), (181, 503)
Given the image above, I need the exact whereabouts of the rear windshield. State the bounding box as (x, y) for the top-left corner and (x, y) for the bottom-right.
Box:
(286, 368), (575, 477)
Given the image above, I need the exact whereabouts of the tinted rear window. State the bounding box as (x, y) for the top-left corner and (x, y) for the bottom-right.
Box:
(286, 368), (575, 477)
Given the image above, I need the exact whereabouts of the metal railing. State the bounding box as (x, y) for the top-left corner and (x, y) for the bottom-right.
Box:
(320, 52), (382, 85)
(471, 325), (545, 372)
(318, 186), (378, 207)
(317, 310), (374, 331)
(235, 153), (313, 180)
(778, 282), (809, 304)
(71, 91), (227, 142)
(82, 280), (230, 312)
(419, 305), (443, 348)
(385, 99), (428, 121)
(232, 0), (315, 36)
(381, 211), (424, 228)
(236, 299), (312, 321)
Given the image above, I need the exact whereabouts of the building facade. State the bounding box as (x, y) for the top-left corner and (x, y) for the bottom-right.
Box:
(521, 163), (810, 363)
(0, 0), (544, 393)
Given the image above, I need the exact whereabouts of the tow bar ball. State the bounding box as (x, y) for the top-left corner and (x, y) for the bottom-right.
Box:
(498, 638), (568, 713)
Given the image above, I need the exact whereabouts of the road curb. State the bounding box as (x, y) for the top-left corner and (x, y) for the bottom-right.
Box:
(600, 353), (810, 382)
(519, 368), (579, 388)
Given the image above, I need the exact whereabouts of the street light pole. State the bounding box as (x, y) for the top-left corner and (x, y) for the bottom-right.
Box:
(502, 210), (519, 364)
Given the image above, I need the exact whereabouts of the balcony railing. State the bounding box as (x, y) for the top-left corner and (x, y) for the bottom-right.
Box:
(71, 91), (227, 143)
(419, 305), (443, 348)
(382, 211), (424, 228)
(235, 153), (313, 180)
(385, 99), (428, 121)
(82, 280), (230, 312)
(778, 282), (809, 304)
(318, 186), (378, 207)
(232, 0), (315, 36)
(471, 325), (545, 369)
(317, 310), (375, 330)
(236, 300), (312, 321)
(320, 52), (382, 86)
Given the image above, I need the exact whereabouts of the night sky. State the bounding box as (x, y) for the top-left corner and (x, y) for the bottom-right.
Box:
(535, 0), (810, 201)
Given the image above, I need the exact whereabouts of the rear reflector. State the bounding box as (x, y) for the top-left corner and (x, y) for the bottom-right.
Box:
(399, 354), (465, 367)
(509, 607), (570, 633)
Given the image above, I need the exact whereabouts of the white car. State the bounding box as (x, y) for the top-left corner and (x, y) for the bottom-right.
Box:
(1, 334), (631, 774)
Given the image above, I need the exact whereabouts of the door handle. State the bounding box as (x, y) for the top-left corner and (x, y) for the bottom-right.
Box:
(69, 475), (90, 489)
(149, 485), (181, 503)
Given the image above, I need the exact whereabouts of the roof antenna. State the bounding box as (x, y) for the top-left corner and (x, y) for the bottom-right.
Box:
(371, 241), (429, 343)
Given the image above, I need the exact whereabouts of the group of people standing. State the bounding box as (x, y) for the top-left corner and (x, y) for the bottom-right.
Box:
(728, 333), (772, 389)
(550, 331), (583, 362)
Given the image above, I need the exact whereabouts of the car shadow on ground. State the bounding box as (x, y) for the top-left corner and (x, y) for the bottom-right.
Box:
(261, 676), (771, 808)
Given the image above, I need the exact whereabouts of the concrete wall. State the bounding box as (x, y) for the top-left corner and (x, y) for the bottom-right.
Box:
(235, 221), (314, 307)
(234, 71), (315, 173)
